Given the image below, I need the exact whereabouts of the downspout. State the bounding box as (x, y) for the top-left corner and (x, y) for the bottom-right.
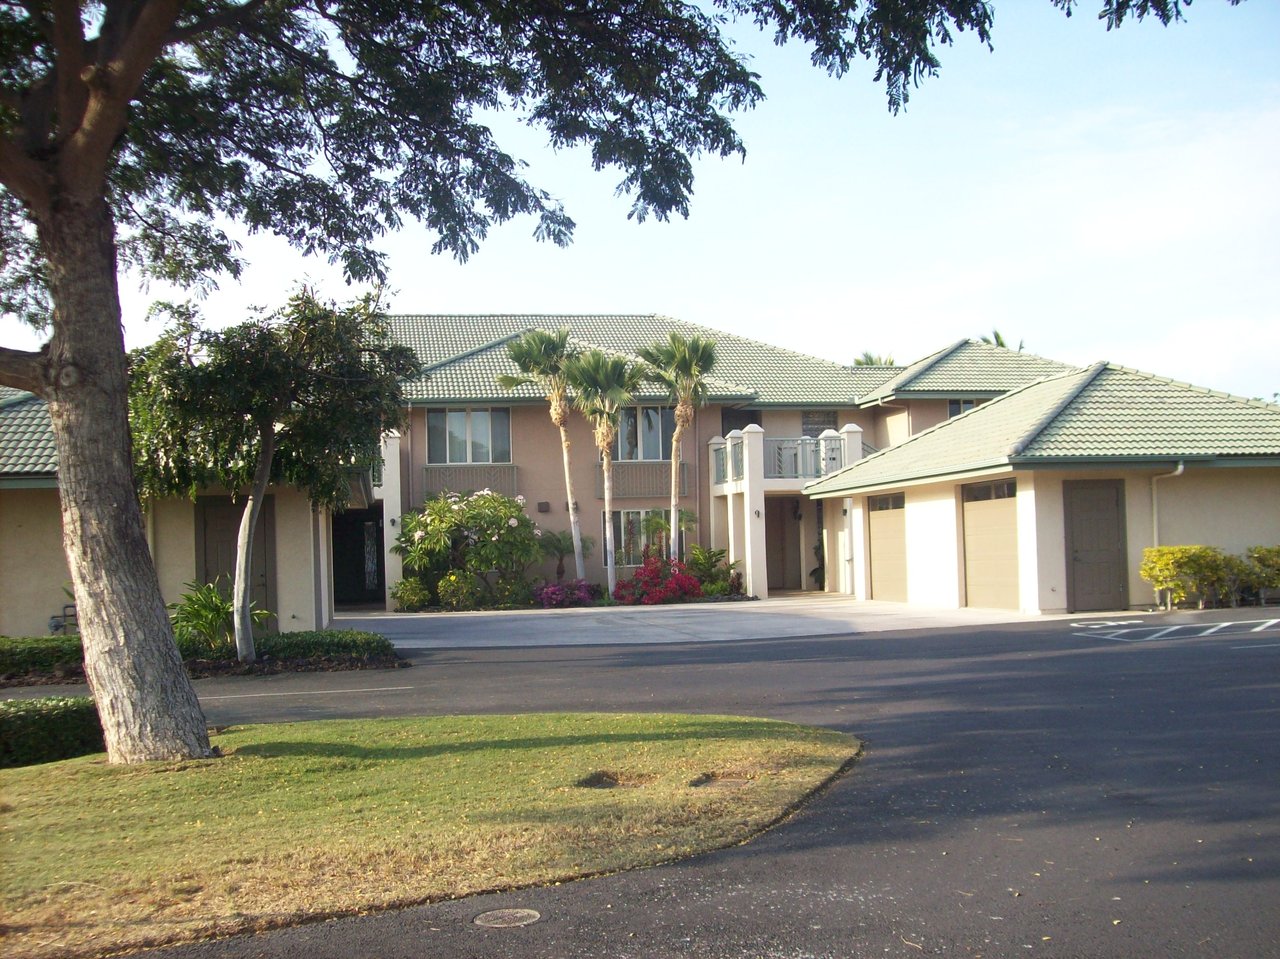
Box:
(1150, 461), (1185, 549)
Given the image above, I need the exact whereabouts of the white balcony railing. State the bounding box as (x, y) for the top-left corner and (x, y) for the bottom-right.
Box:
(763, 437), (843, 480)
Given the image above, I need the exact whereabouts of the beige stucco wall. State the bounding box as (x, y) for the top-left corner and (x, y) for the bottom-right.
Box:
(1, 485), (328, 637)
(0, 488), (70, 636)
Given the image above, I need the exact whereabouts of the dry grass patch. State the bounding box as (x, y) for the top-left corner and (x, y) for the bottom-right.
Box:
(0, 712), (858, 959)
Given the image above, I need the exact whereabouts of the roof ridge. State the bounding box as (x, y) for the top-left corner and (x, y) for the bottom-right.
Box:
(417, 328), (534, 374)
(1006, 362), (1108, 457)
(863, 338), (968, 400)
(1096, 362), (1280, 411)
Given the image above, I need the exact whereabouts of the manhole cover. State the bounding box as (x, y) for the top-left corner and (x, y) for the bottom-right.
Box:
(474, 908), (541, 928)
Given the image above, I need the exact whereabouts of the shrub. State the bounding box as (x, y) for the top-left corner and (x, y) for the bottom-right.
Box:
(169, 579), (270, 659)
(1248, 546), (1280, 590)
(256, 630), (393, 659)
(490, 575), (534, 608)
(614, 550), (703, 605)
(1140, 545), (1280, 609)
(0, 697), (104, 768)
(686, 544), (743, 597)
(533, 579), (596, 608)
(390, 575), (433, 612)
(437, 570), (481, 611)
(0, 635), (85, 677)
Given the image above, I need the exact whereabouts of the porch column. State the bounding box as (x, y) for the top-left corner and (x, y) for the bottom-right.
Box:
(707, 435), (727, 550)
(740, 424), (768, 599)
(378, 430), (403, 611)
(839, 422), (864, 464)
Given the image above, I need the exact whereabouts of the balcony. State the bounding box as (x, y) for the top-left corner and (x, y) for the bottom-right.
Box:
(763, 437), (843, 480)
(423, 463), (518, 498)
(596, 460), (689, 499)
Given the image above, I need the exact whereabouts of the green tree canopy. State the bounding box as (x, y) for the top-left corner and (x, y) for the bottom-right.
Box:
(130, 290), (419, 659)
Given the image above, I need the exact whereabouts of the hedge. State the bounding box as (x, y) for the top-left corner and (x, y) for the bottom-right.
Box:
(1139, 544), (1280, 609)
(1, 629), (395, 679)
(0, 696), (104, 768)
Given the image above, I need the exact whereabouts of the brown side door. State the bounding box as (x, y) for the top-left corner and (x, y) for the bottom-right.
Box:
(1064, 480), (1127, 612)
(194, 496), (277, 623)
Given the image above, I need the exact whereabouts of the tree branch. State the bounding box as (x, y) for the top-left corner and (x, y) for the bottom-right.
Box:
(166, 0), (278, 45)
(49, 0), (89, 141)
(0, 344), (48, 395)
(0, 133), (51, 209)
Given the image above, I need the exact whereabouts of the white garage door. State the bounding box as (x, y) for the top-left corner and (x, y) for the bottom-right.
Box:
(867, 492), (907, 602)
(962, 480), (1019, 609)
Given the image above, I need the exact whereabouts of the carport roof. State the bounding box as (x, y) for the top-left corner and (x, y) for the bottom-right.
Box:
(856, 339), (1077, 405)
(806, 363), (1280, 496)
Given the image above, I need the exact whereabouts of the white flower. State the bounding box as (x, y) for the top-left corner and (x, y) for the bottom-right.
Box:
(413, 530), (425, 542)
(516, 495), (526, 505)
(492, 534), (499, 541)
(534, 528), (543, 538)
(508, 517), (518, 527)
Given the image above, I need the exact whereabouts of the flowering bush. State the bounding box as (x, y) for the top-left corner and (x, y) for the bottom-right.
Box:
(533, 579), (598, 609)
(436, 570), (480, 611)
(613, 550), (703, 605)
(394, 490), (542, 604)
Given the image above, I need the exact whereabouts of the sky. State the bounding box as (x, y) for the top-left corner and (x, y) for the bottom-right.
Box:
(4, 2), (1278, 400)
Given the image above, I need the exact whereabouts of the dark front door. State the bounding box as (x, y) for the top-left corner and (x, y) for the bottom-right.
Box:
(1064, 480), (1127, 612)
(333, 506), (385, 605)
(194, 496), (277, 624)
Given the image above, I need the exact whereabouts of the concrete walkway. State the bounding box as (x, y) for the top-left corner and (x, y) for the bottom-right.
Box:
(335, 594), (1117, 649)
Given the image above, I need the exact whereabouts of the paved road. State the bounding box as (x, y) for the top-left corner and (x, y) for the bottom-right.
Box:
(139, 608), (1280, 957)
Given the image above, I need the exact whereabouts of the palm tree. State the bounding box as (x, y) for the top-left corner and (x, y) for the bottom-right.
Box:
(980, 329), (1025, 352)
(637, 333), (716, 560)
(853, 351), (895, 366)
(565, 350), (644, 594)
(497, 329), (586, 579)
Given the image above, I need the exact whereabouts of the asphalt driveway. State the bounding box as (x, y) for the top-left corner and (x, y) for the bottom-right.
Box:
(118, 607), (1280, 957)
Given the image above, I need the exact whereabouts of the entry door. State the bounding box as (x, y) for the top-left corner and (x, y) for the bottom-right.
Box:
(1063, 480), (1127, 612)
(195, 496), (277, 620)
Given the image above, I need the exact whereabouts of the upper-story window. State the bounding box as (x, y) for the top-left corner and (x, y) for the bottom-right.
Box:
(801, 411), (838, 438)
(948, 398), (985, 418)
(427, 408), (512, 464)
(614, 406), (675, 461)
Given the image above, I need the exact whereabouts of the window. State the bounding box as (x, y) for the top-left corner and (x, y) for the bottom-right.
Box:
(721, 408), (761, 434)
(614, 406), (675, 461)
(948, 398), (985, 418)
(427, 408), (511, 464)
(605, 508), (670, 566)
(867, 492), (905, 511)
(962, 479), (1016, 502)
(801, 411), (838, 438)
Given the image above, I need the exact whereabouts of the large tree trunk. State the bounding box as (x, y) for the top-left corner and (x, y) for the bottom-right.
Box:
(669, 423), (684, 561)
(37, 196), (213, 764)
(233, 425), (275, 662)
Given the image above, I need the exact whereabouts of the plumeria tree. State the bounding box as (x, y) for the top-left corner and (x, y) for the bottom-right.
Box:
(497, 329), (586, 579)
(566, 350), (644, 594)
(638, 333), (716, 559)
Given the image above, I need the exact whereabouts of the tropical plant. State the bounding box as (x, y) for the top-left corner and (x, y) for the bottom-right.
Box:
(168, 580), (269, 660)
(394, 491), (543, 603)
(539, 530), (595, 583)
(498, 329), (587, 579)
(614, 551), (703, 605)
(687, 544), (743, 597)
(853, 351), (896, 366)
(979, 329), (1025, 352)
(566, 351), (644, 594)
(131, 291), (418, 661)
(638, 333), (716, 559)
(532, 579), (598, 609)
(641, 509), (698, 560)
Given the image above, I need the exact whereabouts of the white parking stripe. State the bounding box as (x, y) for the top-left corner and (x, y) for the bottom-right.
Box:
(1250, 619), (1279, 632)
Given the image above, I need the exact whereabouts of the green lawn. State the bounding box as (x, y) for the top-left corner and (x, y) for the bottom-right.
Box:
(1, 712), (859, 959)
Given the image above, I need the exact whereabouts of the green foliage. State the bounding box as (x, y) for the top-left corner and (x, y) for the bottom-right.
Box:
(686, 544), (743, 596)
(637, 333), (717, 412)
(129, 291), (419, 510)
(1139, 545), (1280, 609)
(394, 491), (543, 600)
(390, 576), (434, 612)
(437, 571), (482, 611)
(0, 697), (104, 768)
(539, 529), (595, 582)
(0, 635), (85, 676)
(854, 351), (895, 366)
(256, 630), (393, 660)
(169, 580), (270, 659)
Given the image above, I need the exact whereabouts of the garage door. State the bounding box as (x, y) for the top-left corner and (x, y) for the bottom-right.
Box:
(867, 492), (907, 602)
(962, 480), (1019, 609)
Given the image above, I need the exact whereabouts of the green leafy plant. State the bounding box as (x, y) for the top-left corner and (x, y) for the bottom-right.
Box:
(1, 697), (104, 768)
(0, 635), (85, 677)
(539, 529), (595, 582)
(436, 570), (481, 611)
(390, 576), (433, 612)
(686, 544), (743, 597)
(169, 580), (270, 659)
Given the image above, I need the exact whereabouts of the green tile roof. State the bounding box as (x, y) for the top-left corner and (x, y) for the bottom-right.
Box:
(0, 389), (57, 476)
(807, 364), (1280, 496)
(858, 339), (1076, 404)
(390, 314), (863, 406)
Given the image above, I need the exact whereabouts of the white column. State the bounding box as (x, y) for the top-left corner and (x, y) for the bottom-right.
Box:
(740, 424), (768, 599)
(378, 430), (403, 611)
(839, 422), (865, 465)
